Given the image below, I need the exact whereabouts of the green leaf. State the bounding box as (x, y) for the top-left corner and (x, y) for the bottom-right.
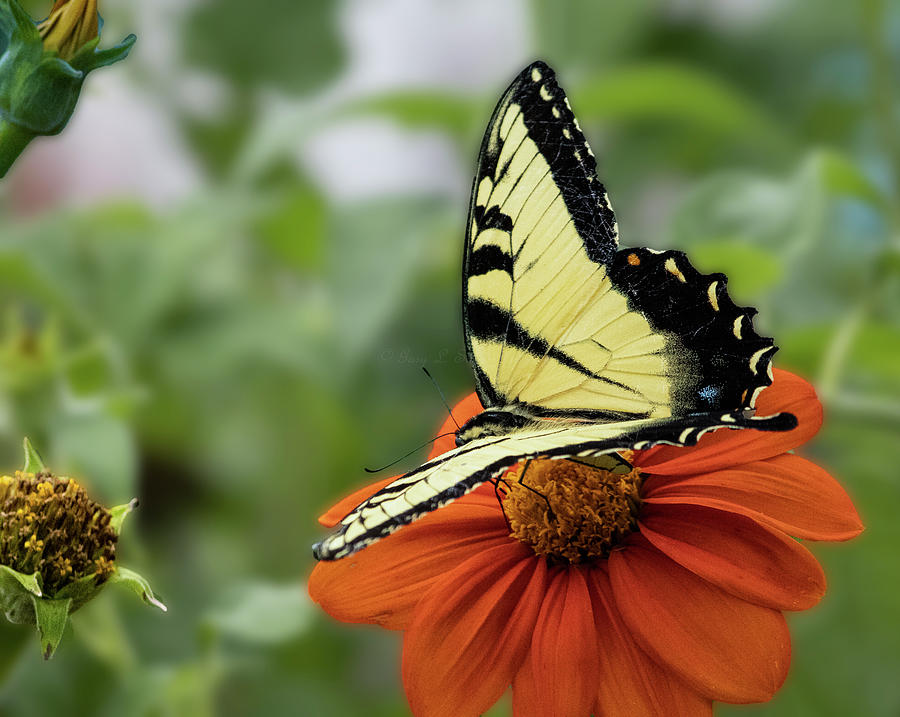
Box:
(330, 199), (453, 367)
(109, 567), (167, 612)
(31, 595), (70, 659)
(574, 63), (788, 148)
(186, 0), (343, 94)
(49, 412), (137, 503)
(689, 240), (784, 298)
(255, 185), (327, 272)
(669, 158), (827, 261)
(204, 581), (311, 646)
(816, 149), (886, 207)
(533, 0), (655, 65)
(68, 596), (135, 670)
(21, 436), (45, 473)
(345, 92), (477, 141)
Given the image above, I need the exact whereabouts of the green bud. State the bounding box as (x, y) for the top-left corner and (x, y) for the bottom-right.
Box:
(0, 438), (165, 659)
(0, 0), (136, 176)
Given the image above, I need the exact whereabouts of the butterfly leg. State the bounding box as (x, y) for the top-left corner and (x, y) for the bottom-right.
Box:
(492, 477), (513, 531)
(516, 459), (554, 516)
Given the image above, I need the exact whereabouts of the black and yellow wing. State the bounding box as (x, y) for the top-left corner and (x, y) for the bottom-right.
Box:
(312, 409), (795, 560)
(463, 61), (775, 422)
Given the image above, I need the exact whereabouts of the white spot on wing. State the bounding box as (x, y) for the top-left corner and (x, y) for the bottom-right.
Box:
(733, 315), (743, 339)
(540, 84), (553, 101)
(665, 258), (687, 283)
(708, 281), (720, 311)
(531, 67), (542, 82)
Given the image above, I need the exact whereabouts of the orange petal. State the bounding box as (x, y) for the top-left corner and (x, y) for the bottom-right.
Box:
(643, 453), (864, 541)
(428, 392), (484, 460)
(511, 647), (543, 717)
(317, 475), (399, 528)
(635, 369), (822, 475)
(403, 542), (547, 717)
(586, 565), (713, 717)
(309, 501), (510, 630)
(513, 567), (599, 717)
(609, 536), (791, 703)
(639, 503), (826, 610)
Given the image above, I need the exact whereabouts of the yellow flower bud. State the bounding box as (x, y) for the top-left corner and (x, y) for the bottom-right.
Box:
(37, 0), (99, 60)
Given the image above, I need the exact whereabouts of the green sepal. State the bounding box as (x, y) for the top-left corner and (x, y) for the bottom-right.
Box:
(54, 572), (105, 613)
(68, 32), (136, 74)
(31, 595), (71, 660)
(109, 567), (167, 613)
(0, 564), (41, 625)
(0, 564), (42, 597)
(109, 498), (138, 535)
(22, 436), (46, 473)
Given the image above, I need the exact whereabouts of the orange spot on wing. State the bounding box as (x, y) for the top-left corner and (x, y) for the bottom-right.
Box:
(627, 253), (641, 266)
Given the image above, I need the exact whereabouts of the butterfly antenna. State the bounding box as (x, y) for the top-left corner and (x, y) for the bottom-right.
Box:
(364, 432), (457, 473)
(423, 366), (460, 430)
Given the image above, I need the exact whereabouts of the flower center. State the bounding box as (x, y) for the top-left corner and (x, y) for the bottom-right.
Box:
(0, 471), (117, 595)
(502, 455), (643, 564)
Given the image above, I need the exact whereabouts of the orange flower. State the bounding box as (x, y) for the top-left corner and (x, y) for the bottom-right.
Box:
(309, 370), (863, 716)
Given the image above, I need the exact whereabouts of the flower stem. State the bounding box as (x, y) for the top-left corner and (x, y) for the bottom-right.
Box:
(0, 120), (36, 178)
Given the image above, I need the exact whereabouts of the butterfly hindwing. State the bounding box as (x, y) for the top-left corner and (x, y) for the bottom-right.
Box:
(464, 61), (775, 422)
(312, 409), (796, 561)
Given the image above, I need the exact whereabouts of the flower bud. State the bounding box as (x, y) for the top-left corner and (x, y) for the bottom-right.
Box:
(0, 0), (135, 176)
(38, 0), (98, 60)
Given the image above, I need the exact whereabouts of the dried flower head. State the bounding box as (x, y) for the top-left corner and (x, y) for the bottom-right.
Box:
(0, 439), (165, 659)
(0, 471), (117, 595)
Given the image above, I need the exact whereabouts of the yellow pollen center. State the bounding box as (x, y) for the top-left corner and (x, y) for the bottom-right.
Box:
(503, 456), (643, 564)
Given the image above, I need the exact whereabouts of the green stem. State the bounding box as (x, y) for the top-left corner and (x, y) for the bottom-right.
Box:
(0, 119), (35, 178)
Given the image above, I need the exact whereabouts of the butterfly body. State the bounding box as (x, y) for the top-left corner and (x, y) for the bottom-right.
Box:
(454, 407), (542, 446)
(312, 61), (795, 562)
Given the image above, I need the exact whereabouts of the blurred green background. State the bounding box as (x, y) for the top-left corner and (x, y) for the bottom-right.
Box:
(1, 0), (898, 714)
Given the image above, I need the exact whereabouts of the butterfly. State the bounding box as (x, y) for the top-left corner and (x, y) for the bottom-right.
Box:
(313, 60), (796, 561)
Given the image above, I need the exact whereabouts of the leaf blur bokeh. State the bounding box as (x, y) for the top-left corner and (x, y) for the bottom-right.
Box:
(1, 0), (898, 715)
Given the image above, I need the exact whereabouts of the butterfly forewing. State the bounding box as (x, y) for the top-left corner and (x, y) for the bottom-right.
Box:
(463, 61), (776, 421)
(312, 409), (796, 561)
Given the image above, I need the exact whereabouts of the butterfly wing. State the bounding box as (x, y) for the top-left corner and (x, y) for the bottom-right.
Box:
(464, 61), (775, 422)
(312, 409), (796, 560)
